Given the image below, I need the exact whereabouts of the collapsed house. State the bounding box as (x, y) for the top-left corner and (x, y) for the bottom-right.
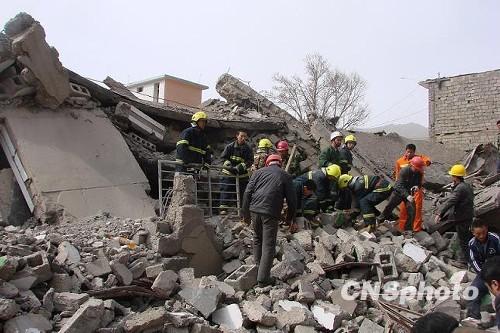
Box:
(0, 12), (499, 333)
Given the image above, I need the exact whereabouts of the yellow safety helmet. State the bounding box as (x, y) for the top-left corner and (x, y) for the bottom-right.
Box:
(448, 164), (466, 177)
(192, 111), (208, 123)
(345, 134), (357, 144)
(325, 164), (341, 179)
(338, 174), (353, 189)
(258, 138), (273, 149)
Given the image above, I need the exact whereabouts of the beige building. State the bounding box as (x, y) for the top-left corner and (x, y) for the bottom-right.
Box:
(126, 74), (208, 108)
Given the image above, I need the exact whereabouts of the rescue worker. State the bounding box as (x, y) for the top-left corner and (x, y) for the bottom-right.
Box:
(338, 173), (393, 232)
(339, 134), (356, 174)
(219, 131), (254, 215)
(336, 134), (357, 210)
(377, 156), (426, 229)
(276, 140), (303, 177)
(319, 131), (343, 167)
(434, 164), (474, 260)
(176, 111), (212, 172)
(466, 219), (500, 321)
(252, 138), (274, 171)
(394, 143), (431, 232)
(296, 164), (341, 213)
(293, 178), (319, 226)
(242, 154), (297, 287)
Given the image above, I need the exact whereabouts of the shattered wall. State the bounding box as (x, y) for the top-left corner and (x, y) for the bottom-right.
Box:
(420, 69), (500, 150)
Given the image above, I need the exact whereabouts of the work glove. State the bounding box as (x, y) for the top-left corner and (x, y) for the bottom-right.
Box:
(406, 195), (414, 203)
(410, 186), (419, 194)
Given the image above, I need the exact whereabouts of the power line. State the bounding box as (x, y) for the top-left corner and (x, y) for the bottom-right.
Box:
(369, 107), (427, 128)
(369, 87), (419, 120)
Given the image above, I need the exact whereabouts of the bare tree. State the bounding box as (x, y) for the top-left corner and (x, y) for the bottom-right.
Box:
(269, 54), (369, 129)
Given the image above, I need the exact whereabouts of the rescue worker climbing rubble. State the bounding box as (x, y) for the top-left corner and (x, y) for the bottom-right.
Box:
(318, 131), (343, 167)
(296, 164), (341, 213)
(394, 143), (431, 232)
(219, 130), (254, 215)
(434, 164), (474, 261)
(338, 173), (393, 232)
(339, 134), (356, 174)
(276, 140), (303, 177)
(175, 111), (212, 172)
(242, 154), (297, 287)
(377, 156), (427, 231)
(252, 138), (274, 171)
(335, 134), (357, 210)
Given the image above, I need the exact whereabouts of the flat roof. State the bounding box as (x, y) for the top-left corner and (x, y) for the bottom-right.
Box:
(126, 74), (209, 90)
(419, 68), (500, 88)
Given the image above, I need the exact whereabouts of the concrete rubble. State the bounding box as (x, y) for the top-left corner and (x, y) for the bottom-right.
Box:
(0, 11), (499, 333)
(1, 183), (490, 332)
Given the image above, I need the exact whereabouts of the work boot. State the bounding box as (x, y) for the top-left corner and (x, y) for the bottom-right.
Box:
(257, 277), (276, 288)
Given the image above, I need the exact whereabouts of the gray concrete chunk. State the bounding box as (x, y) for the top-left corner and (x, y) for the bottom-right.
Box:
(178, 284), (221, 318)
(85, 258), (112, 277)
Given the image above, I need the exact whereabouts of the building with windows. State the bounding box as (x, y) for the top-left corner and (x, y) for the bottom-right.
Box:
(126, 74), (208, 108)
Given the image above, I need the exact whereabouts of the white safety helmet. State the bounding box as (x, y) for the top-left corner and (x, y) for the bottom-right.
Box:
(330, 131), (343, 141)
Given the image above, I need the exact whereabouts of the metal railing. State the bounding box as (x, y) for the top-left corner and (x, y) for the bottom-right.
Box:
(158, 160), (243, 219)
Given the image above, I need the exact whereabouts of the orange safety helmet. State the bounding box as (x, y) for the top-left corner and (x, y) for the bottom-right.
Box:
(410, 156), (426, 172)
(276, 140), (289, 152)
(265, 154), (283, 167)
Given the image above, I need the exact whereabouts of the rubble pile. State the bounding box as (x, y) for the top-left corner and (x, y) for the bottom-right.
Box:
(2, 173), (494, 332)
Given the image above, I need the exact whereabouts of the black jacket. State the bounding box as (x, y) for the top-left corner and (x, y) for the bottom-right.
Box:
(242, 165), (297, 220)
(176, 126), (212, 165)
(296, 169), (338, 205)
(393, 166), (422, 198)
(469, 232), (500, 273)
(293, 179), (319, 218)
(438, 181), (474, 222)
(220, 141), (253, 176)
(339, 147), (353, 174)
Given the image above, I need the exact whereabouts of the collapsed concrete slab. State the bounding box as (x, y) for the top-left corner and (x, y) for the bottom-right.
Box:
(0, 107), (155, 223)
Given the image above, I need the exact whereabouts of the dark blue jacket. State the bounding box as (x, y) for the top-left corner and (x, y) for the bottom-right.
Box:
(469, 232), (500, 273)
(176, 126), (212, 165)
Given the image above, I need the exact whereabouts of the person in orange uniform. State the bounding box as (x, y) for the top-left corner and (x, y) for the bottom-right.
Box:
(394, 144), (431, 232)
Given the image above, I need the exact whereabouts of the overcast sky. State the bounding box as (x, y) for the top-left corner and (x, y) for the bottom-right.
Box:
(2, 1), (499, 128)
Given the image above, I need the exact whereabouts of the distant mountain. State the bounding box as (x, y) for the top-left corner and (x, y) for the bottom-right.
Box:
(360, 122), (428, 139)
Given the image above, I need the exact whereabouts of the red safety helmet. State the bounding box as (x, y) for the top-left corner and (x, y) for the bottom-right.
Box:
(265, 154), (283, 167)
(410, 156), (426, 172)
(276, 140), (289, 152)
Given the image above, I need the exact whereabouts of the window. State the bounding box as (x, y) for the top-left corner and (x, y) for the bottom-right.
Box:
(136, 86), (143, 93)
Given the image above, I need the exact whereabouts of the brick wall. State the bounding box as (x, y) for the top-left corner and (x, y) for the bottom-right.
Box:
(420, 69), (500, 150)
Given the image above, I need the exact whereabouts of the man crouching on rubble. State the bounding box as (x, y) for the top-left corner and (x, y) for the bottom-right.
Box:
(377, 156), (426, 231)
(242, 154), (297, 287)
